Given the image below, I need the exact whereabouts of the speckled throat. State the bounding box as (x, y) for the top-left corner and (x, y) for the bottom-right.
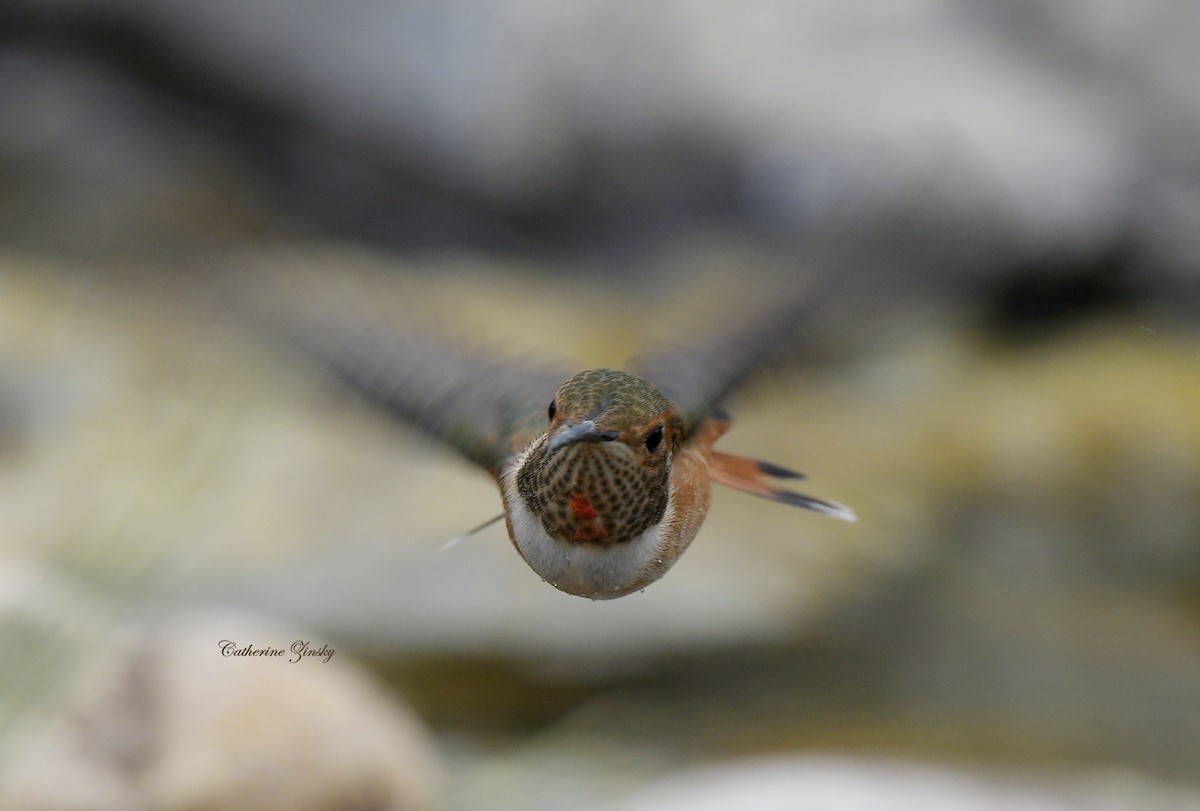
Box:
(515, 437), (669, 546)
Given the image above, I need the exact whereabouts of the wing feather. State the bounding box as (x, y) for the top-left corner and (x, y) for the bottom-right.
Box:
(222, 267), (568, 477)
(629, 270), (864, 438)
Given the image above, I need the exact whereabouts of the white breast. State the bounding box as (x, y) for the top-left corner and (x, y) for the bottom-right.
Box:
(500, 442), (677, 600)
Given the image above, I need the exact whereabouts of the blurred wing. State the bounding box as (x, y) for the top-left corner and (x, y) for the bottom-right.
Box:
(220, 269), (568, 478)
(629, 271), (861, 438)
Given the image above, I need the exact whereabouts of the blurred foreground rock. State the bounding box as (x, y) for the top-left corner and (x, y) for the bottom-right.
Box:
(1, 610), (442, 811)
(605, 756), (1200, 811)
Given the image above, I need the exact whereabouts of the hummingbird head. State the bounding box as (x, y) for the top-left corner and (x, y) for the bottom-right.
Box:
(515, 368), (683, 546)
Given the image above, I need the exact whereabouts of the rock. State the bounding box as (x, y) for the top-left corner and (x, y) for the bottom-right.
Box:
(0, 254), (891, 667)
(93, 0), (1137, 255)
(5, 1), (1200, 297)
(4, 251), (1200, 789)
(604, 756), (1200, 811)
(1, 611), (443, 811)
(0, 557), (130, 771)
(0, 45), (287, 256)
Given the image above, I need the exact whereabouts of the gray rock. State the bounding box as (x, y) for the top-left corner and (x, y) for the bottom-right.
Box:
(0, 46), (286, 256)
(604, 756), (1200, 811)
(1, 610), (443, 811)
(5, 1), (1200, 294)
(5, 252), (1200, 793)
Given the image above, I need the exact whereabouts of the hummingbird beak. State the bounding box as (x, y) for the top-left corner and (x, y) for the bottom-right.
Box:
(548, 419), (619, 453)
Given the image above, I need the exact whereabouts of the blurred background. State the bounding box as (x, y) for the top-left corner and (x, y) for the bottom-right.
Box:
(2, 2), (1200, 809)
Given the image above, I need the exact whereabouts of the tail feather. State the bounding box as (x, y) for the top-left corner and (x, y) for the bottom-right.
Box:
(710, 451), (857, 522)
(754, 460), (805, 481)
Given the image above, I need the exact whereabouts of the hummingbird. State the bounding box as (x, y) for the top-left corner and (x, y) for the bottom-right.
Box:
(233, 270), (856, 599)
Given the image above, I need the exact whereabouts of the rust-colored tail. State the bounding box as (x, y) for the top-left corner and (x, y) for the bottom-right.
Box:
(710, 451), (856, 522)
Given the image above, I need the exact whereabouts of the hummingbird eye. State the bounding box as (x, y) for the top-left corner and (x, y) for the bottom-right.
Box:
(645, 424), (664, 453)
(548, 400), (557, 421)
